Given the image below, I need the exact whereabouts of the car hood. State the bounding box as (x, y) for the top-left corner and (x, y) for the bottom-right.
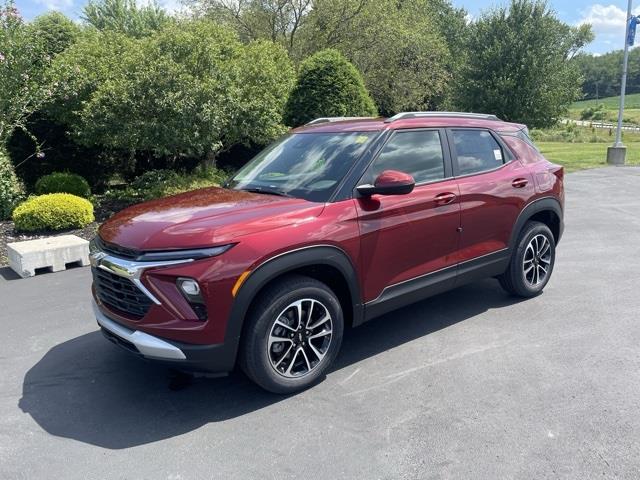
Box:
(98, 187), (324, 251)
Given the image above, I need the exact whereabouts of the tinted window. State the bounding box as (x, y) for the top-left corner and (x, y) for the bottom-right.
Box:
(452, 129), (505, 175)
(362, 130), (445, 184)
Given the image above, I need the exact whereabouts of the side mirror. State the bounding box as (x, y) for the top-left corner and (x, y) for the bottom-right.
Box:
(357, 170), (415, 196)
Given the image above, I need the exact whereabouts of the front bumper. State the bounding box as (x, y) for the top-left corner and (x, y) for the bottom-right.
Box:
(93, 300), (238, 373)
(93, 300), (186, 360)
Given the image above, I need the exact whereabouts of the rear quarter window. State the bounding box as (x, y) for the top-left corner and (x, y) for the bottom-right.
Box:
(451, 129), (506, 175)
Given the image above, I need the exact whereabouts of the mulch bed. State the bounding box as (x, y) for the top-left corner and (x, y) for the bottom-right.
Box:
(0, 196), (137, 268)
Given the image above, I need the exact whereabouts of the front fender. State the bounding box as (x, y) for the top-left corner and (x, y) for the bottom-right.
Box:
(223, 245), (363, 366)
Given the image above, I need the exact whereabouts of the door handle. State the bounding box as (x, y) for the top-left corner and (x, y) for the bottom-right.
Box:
(512, 178), (528, 188)
(434, 192), (457, 205)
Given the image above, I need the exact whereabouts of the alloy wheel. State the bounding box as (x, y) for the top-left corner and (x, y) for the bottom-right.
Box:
(267, 299), (333, 378)
(522, 233), (552, 287)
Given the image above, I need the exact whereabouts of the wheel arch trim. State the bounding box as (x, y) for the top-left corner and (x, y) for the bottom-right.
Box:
(509, 196), (563, 249)
(224, 245), (363, 365)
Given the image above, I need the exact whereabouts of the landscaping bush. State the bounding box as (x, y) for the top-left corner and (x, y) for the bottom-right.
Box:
(130, 169), (181, 199)
(284, 49), (377, 127)
(35, 172), (91, 198)
(106, 168), (228, 202)
(0, 150), (25, 220)
(12, 193), (94, 232)
(6, 113), (132, 191)
(47, 22), (295, 166)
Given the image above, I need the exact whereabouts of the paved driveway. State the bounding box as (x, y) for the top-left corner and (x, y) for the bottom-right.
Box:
(1, 167), (640, 479)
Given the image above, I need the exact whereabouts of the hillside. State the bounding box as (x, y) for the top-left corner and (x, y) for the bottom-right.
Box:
(569, 93), (640, 124)
(572, 93), (640, 110)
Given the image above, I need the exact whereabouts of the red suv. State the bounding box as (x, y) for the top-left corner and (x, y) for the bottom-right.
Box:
(90, 112), (564, 393)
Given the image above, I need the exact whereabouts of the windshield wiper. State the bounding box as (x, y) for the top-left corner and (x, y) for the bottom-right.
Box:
(239, 186), (293, 198)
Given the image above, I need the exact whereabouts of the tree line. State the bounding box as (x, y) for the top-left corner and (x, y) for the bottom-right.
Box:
(576, 49), (640, 100)
(0, 0), (593, 191)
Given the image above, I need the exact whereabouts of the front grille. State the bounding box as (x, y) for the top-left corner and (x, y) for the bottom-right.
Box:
(92, 267), (152, 319)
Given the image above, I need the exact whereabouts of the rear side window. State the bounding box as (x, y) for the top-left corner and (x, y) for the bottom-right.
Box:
(451, 129), (505, 175)
(362, 130), (445, 184)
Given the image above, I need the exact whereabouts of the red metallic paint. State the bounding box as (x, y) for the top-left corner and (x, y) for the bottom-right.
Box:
(93, 115), (564, 352)
(374, 170), (415, 188)
(453, 160), (536, 263)
(356, 179), (461, 301)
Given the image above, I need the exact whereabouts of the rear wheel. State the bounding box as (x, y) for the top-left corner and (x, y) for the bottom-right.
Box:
(499, 221), (556, 297)
(240, 275), (344, 394)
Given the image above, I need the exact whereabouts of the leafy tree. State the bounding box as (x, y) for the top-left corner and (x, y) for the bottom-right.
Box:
(194, 0), (312, 48)
(30, 11), (80, 57)
(193, 0), (460, 113)
(47, 21), (295, 165)
(456, 0), (593, 128)
(575, 50), (640, 100)
(283, 48), (376, 126)
(304, 0), (453, 115)
(0, 1), (51, 146)
(83, 0), (172, 37)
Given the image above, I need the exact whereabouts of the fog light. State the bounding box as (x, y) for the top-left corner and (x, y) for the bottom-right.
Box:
(178, 278), (200, 296)
(176, 277), (207, 321)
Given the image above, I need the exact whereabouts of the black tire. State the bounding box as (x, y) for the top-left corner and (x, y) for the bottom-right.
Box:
(239, 274), (344, 394)
(498, 221), (556, 297)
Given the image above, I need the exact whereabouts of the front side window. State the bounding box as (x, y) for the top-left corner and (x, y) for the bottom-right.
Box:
(451, 129), (505, 175)
(228, 132), (376, 202)
(361, 130), (445, 185)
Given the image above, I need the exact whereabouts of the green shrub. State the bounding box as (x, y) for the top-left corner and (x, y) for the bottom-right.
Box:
(580, 107), (594, 120)
(0, 150), (25, 220)
(35, 171), (92, 198)
(284, 49), (377, 127)
(107, 167), (228, 202)
(13, 193), (94, 232)
(130, 169), (181, 200)
(580, 103), (606, 121)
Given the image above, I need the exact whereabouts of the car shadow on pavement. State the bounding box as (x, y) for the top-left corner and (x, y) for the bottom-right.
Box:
(19, 278), (523, 449)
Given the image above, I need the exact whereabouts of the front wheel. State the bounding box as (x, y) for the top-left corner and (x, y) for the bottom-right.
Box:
(239, 275), (344, 394)
(499, 221), (556, 297)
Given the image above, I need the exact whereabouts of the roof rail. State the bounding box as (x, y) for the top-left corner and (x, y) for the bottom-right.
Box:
(305, 116), (375, 126)
(384, 111), (501, 123)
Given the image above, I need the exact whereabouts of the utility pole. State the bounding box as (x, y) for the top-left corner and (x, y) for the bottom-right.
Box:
(608, 0), (636, 165)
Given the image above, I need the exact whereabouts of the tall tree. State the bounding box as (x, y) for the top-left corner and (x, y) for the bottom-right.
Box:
(83, 0), (172, 37)
(195, 0), (312, 48)
(0, 1), (50, 146)
(190, 0), (461, 114)
(30, 11), (80, 57)
(456, 0), (593, 128)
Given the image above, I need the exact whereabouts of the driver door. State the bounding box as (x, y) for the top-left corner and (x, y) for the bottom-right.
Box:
(355, 129), (461, 314)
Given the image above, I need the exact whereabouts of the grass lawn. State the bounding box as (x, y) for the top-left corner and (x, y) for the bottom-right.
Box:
(571, 92), (640, 110)
(537, 142), (640, 172)
(569, 93), (640, 124)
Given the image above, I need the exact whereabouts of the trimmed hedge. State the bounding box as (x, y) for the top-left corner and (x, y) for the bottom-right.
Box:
(284, 49), (377, 127)
(35, 172), (92, 198)
(0, 150), (25, 220)
(12, 193), (94, 232)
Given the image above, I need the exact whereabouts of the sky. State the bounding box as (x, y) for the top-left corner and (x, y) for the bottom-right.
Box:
(12, 0), (640, 55)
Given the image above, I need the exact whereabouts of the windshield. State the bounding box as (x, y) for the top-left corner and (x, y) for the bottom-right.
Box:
(228, 132), (377, 202)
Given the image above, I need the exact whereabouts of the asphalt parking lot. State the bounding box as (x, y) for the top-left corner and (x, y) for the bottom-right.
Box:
(1, 167), (640, 479)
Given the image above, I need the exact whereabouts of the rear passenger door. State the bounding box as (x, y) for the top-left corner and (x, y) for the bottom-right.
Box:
(447, 128), (535, 264)
(355, 129), (461, 304)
